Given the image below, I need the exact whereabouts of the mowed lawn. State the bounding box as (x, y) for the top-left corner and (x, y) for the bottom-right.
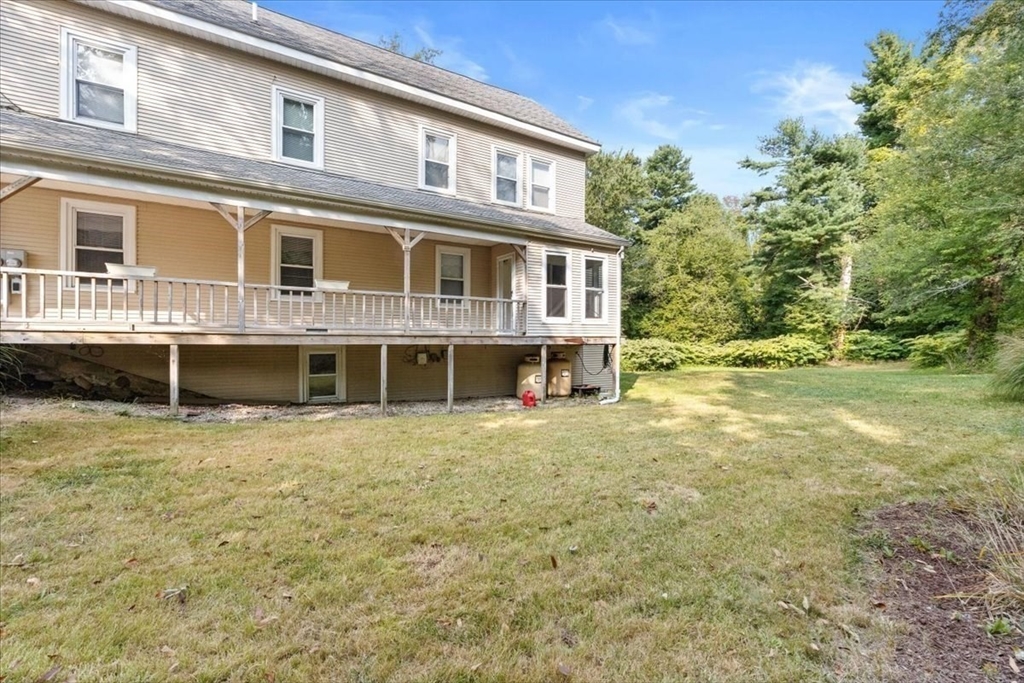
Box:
(1, 367), (1021, 683)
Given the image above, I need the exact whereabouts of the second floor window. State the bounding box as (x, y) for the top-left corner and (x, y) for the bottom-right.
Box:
(273, 87), (324, 168)
(584, 257), (605, 320)
(529, 157), (555, 212)
(61, 29), (137, 132)
(494, 150), (520, 205)
(421, 128), (455, 193)
(545, 252), (569, 320)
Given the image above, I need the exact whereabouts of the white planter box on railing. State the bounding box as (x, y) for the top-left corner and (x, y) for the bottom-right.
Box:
(314, 279), (350, 292)
(105, 263), (157, 278)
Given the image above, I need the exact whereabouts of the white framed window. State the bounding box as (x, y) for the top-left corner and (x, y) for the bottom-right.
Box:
(300, 347), (346, 403)
(544, 250), (570, 321)
(60, 28), (137, 132)
(492, 147), (521, 206)
(528, 156), (556, 213)
(272, 86), (325, 168)
(271, 225), (322, 298)
(60, 198), (137, 288)
(583, 256), (607, 322)
(436, 245), (471, 304)
(420, 126), (456, 193)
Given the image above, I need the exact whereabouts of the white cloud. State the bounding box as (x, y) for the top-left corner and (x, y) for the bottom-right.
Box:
(577, 95), (595, 112)
(414, 24), (488, 81)
(752, 63), (859, 133)
(601, 16), (656, 46)
(614, 93), (703, 141)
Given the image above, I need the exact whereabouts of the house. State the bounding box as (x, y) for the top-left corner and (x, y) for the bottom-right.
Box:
(0, 0), (627, 412)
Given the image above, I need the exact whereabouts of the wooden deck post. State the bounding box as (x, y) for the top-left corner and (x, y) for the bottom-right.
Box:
(386, 228), (425, 332)
(235, 206), (246, 333)
(447, 343), (455, 413)
(540, 344), (548, 403)
(169, 343), (180, 415)
(380, 344), (388, 415)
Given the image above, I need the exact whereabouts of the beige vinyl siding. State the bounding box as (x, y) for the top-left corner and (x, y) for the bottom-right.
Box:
(48, 344), (298, 402)
(524, 242), (620, 338)
(0, 187), (499, 322)
(0, 0), (587, 219)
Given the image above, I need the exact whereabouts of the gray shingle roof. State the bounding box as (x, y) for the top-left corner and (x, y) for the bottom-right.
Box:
(0, 110), (625, 246)
(127, 0), (597, 146)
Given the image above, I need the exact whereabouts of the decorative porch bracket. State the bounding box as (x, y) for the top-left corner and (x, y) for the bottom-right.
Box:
(211, 203), (272, 332)
(0, 176), (41, 203)
(385, 227), (426, 331)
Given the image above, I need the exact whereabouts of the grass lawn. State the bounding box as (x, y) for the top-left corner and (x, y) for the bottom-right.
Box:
(1, 365), (1021, 682)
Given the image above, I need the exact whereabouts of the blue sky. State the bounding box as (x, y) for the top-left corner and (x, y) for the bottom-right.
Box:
(262, 0), (943, 198)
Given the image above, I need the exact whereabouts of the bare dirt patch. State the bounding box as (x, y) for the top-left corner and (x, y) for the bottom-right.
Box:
(864, 502), (1023, 682)
(0, 394), (599, 424)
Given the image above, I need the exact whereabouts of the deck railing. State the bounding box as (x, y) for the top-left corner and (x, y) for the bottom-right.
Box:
(0, 267), (525, 335)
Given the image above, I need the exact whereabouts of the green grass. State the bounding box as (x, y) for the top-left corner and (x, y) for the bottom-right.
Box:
(1, 366), (1021, 682)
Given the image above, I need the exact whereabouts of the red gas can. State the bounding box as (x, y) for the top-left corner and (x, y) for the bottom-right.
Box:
(521, 390), (537, 408)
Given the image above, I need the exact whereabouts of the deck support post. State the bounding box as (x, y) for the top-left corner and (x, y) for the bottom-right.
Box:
(380, 344), (388, 415)
(540, 343), (548, 403)
(168, 343), (180, 415)
(447, 343), (455, 413)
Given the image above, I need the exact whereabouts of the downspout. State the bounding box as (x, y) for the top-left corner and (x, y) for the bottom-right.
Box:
(600, 245), (626, 405)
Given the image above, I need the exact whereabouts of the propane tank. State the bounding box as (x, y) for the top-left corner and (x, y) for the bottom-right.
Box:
(521, 390), (537, 408)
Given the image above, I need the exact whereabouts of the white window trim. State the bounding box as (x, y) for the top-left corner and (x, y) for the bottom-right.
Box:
(436, 245), (472, 305)
(299, 346), (346, 403)
(59, 197), (137, 290)
(419, 125), (457, 194)
(527, 155), (556, 214)
(582, 254), (609, 324)
(59, 27), (138, 133)
(491, 146), (522, 207)
(542, 249), (571, 323)
(271, 85), (325, 169)
(270, 224), (323, 300)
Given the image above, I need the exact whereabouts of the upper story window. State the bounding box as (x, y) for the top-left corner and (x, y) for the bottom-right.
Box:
(272, 86), (325, 168)
(59, 198), (137, 287)
(528, 156), (555, 213)
(420, 127), (456, 193)
(436, 245), (471, 303)
(584, 256), (606, 321)
(271, 224), (322, 297)
(60, 29), (137, 132)
(493, 149), (521, 206)
(544, 251), (569, 321)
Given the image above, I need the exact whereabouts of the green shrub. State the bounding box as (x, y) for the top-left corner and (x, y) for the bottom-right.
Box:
(908, 330), (969, 369)
(843, 331), (909, 361)
(621, 338), (687, 372)
(991, 333), (1024, 402)
(0, 344), (25, 393)
(718, 335), (831, 369)
(623, 335), (830, 372)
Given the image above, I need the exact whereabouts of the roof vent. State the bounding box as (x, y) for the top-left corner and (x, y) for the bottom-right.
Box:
(251, 2), (258, 22)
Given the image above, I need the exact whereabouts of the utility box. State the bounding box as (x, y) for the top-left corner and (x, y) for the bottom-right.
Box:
(1, 249), (26, 295)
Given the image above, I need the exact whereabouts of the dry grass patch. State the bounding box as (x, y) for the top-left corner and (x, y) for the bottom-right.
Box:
(0, 366), (1021, 682)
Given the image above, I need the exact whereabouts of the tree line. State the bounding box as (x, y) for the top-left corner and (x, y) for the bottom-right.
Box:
(589, 0), (1023, 363)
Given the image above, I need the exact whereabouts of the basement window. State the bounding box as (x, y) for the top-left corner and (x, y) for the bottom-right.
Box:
(301, 347), (346, 402)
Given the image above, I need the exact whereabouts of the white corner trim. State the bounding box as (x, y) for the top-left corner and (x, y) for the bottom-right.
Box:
(107, 1), (601, 154)
(271, 85), (326, 169)
(59, 26), (138, 133)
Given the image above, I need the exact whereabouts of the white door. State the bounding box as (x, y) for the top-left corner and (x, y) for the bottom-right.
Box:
(496, 254), (515, 331)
